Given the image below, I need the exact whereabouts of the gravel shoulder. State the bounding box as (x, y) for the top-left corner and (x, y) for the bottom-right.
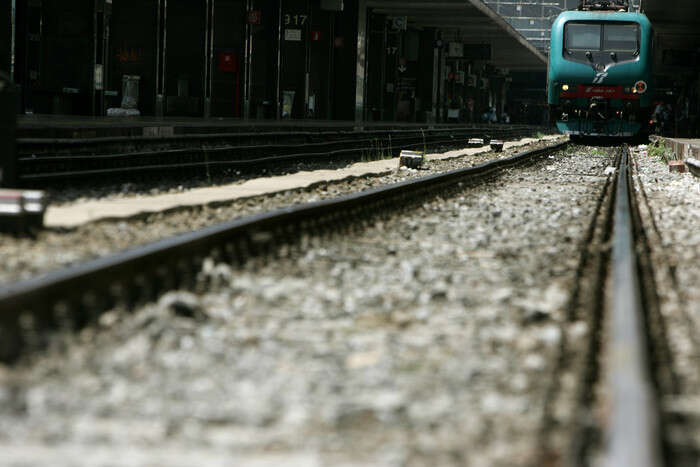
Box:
(0, 137), (563, 285)
(631, 145), (700, 456)
(0, 145), (612, 466)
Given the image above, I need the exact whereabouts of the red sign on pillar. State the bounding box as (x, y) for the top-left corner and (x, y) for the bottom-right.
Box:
(311, 30), (322, 42)
(218, 52), (238, 73)
(248, 10), (261, 24)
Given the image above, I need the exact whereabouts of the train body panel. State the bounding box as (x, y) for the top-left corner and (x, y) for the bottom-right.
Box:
(548, 11), (653, 137)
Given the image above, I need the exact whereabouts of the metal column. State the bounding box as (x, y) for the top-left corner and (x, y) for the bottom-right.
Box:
(431, 32), (439, 123)
(0, 73), (17, 187)
(303, 0), (311, 118)
(92, 0), (110, 116)
(243, 0), (252, 119)
(10, 0), (16, 80)
(438, 45), (445, 122)
(92, 1), (97, 115)
(354, 0), (367, 126)
(379, 20), (387, 121)
(326, 10), (335, 119)
(102, 1), (111, 114)
(155, 0), (168, 117)
(275, 0), (283, 119)
(203, 0), (215, 117)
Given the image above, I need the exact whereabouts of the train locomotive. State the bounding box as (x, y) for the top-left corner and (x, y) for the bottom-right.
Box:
(547, 0), (653, 138)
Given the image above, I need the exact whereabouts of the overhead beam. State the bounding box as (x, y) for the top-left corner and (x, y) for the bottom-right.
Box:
(466, 0), (547, 65)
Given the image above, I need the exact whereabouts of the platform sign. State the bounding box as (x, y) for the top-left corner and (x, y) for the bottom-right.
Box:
(218, 52), (237, 73)
(448, 42), (464, 58)
(248, 10), (261, 24)
(285, 29), (302, 41)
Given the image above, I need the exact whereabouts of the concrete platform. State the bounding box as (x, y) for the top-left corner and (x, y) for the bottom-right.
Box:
(44, 135), (565, 229)
(666, 138), (700, 160)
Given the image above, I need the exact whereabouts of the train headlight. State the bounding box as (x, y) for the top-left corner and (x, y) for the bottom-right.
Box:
(562, 84), (570, 91)
(634, 81), (648, 94)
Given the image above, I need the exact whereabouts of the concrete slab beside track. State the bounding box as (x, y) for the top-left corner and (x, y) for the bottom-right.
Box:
(665, 138), (700, 161)
(44, 135), (565, 228)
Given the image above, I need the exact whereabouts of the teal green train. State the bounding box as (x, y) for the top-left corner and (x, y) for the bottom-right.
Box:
(547, 7), (653, 138)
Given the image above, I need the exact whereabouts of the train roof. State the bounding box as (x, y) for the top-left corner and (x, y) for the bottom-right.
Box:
(553, 10), (651, 25)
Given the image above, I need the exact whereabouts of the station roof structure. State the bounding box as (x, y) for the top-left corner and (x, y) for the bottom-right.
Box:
(642, 0), (700, 81)
(366, 0), (548, 71)
(642, 0), (700, 32)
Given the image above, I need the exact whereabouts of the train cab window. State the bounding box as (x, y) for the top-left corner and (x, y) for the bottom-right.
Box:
(603, 24), (639, 52)
(564, 21), (641, 64)
(565, 23), (602, 51)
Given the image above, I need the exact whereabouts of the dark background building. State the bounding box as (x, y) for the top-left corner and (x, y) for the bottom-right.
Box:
(2, 0), (548, 122)
(5, 0), (359, 119)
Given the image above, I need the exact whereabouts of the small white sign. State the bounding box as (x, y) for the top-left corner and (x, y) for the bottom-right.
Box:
(448, 42), (463, 58)
(94, 64), (104, 90)
(285, 29), (302, 41)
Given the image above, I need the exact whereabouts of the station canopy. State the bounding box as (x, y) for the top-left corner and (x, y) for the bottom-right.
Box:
(642, 0), (700, 81)
(366, 0), (547, 71)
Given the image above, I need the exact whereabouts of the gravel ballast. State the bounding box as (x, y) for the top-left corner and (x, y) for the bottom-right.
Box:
(0, 137), (562, 285)
(0, 145), (615, 466)
(631, 144), (700, 456)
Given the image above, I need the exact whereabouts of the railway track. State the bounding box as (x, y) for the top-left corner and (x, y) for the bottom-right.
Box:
(16, 125), (545, 184)
(607, 145), (663, 466)
(0, 140), (567, 361)
(540, 144), (684, 466)
(4, 139), (682, 463)
(4, 139), (693, 466)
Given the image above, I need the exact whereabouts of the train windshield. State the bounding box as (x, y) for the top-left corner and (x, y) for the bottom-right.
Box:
(565, 23), (601, 50)
(565, 22), (639, 52)
(604, 24), (639, 51)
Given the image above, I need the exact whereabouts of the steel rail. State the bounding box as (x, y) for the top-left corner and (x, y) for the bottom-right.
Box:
(19, 131), (474, 163)
(17, 136), (478, 181)
(16, 128), (537, 183)
(17, 132), (505, 181)
(607, 145), (664, 467)
(17, 125), (542, 147)
(17, 127), (532, 159)
(0, 140), (568, 360)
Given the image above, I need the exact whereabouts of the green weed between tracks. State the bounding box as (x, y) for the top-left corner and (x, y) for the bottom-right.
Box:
(648, 138), (679, 163)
